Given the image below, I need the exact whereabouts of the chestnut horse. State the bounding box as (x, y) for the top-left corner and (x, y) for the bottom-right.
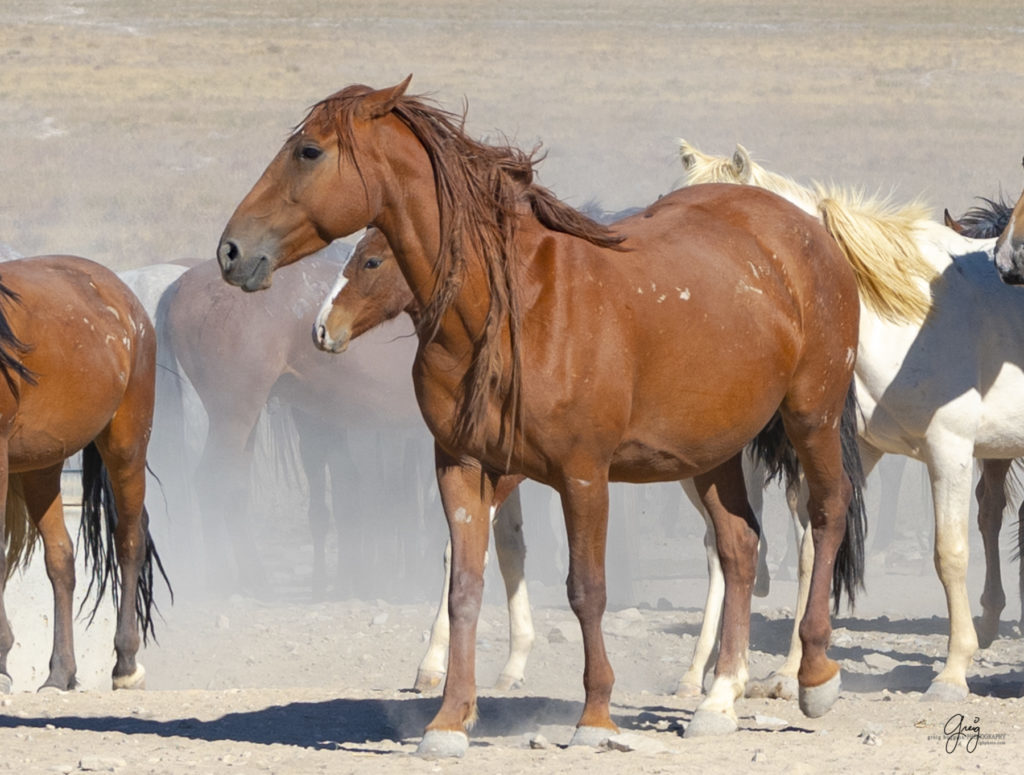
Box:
(216, 79), (866, 754)
(681, 140), (1024, 700)
(0, 255), (167, 693)
(314, 226), (779, 697)
(992, 159), (1024, 285)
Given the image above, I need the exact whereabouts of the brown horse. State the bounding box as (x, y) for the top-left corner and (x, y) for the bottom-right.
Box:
(993, 161), (1024, 285)
(0, 255), (167, 693)
(216, 79), (866, 754)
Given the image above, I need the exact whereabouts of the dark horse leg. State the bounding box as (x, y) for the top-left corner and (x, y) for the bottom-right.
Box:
(685, 454), (759, 736)
(97, 421), (155, 690)
(417, 445), (496, 758)
(976, 459), (1009, 648)
(293, 408), (332, 600)
(22, 464), (77, 691)
(784, 410), (853, 717)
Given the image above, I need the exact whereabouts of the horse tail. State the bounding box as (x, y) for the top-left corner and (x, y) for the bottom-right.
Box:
(750, 380), (867, 614)
(78, 442), (170, 644)
(815, 190), (934, 324)
(3, 474), (36, 580)
(832, 382), (867, 613)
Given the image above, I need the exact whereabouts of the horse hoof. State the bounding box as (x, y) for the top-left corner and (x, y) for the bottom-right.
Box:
(416, 730), (468, 759)
(746, 674), (798, 700)
(674, 679), (703, 699)
(923, 680), (968, 703)
(412, 670), (444, 693)
(799, 670), (841, 718)
(113, 663), (146, 691)
(0, 673), (11, 694)
(493, 673), (524, 691)
(37, 685), (65, 696)
(569, 725), (615, 747)
(684, 709), (739, 737)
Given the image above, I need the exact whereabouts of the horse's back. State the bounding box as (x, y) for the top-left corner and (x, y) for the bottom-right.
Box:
(0, 255), (156, 466)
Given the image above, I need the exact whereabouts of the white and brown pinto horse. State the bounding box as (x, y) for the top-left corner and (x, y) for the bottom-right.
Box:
(681, 140), (1024, 702)
(216, 79), (866, 754)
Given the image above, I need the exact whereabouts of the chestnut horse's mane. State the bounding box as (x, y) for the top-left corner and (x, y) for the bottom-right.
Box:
(301, 85), (625, 464)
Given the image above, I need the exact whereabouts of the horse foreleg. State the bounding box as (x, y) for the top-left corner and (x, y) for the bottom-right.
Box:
(417, 446), (495, 759)
(23, 466), (77, 692)
(685, 455), (758, 737)
(924, 443), (978, 701)
(490, 486), (534, 691)
(675, 478), (722, 698)
(976, 460), (1009, 648)
(558, 470), (617, 747)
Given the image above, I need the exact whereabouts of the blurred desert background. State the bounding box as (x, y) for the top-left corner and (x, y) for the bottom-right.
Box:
(1, 2), (1023, 773)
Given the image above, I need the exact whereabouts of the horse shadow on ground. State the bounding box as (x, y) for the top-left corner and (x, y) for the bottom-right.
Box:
(663, 611), (1024, 698)
(0, 695), (698, 751)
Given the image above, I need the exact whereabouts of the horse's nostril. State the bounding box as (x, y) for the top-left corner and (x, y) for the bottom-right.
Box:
(217, 239), (240, 269)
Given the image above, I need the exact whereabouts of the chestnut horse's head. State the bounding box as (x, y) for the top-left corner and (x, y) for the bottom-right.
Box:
(313, 227), (415, 353)
(217, 77), (414, 291)
(994, 158), (1024, 285)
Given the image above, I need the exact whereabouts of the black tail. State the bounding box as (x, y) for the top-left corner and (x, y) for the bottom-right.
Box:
(0, 278), (37, 397)
(750, 381), (867, 614)
(832, 383), (867, 613)
(78, 442), (172, 644)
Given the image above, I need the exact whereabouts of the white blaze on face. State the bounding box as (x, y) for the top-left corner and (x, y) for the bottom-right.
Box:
(314, 258), (352, 338)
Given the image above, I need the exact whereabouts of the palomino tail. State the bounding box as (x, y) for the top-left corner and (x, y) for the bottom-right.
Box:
(78, 442), (171, 644)
(750, 381), (867, 613)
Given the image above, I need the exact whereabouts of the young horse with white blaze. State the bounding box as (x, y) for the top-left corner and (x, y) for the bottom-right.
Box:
(216, 78), (866, 756)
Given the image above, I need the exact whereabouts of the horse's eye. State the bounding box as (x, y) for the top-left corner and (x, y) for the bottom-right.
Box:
(299, 145), (323, 161)
(364, 257), (383, 269)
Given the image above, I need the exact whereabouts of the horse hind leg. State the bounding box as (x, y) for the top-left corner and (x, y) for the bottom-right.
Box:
(976, 459), (1009, 648)
(777, 391), (862, 719)
(19, 465), (77, 691)
(685, 454), (759, 738)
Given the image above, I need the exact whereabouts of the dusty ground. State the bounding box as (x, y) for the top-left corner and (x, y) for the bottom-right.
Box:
(2, 1), (1024, 773)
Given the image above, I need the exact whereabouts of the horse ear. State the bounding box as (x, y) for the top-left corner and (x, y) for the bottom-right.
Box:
(943, 208), (965, 234)
(732, 144), (752, 181)
(678, 139), (697, 170)
(357, 75), (413, 120)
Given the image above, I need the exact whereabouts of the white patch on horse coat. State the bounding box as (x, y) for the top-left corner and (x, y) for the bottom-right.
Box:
(453, 507), (472, 524)
(678, 287), (691, 300)
(736, 279), (763, 295)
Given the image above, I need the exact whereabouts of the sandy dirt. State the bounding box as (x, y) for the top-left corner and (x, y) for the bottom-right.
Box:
(2, 1), (1024, 773)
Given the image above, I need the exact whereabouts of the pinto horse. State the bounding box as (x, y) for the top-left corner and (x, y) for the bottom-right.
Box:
(216, 79), (866, 754)
(681, 140), (1024, 700)
(314, 226), (780, 697)
(0, 255), (167, 693)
